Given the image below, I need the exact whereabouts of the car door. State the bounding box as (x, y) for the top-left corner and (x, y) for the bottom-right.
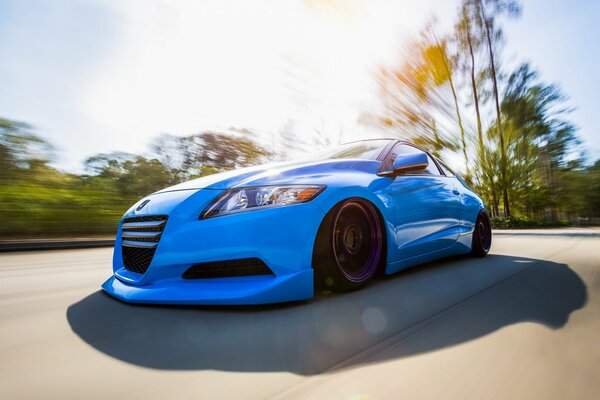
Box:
(387, 144), (462, 259)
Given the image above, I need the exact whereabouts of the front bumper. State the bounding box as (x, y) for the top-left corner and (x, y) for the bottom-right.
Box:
(102, 188), (325, 305)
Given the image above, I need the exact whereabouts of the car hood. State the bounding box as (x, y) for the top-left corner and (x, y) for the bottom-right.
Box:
(155, 158), (382, 193)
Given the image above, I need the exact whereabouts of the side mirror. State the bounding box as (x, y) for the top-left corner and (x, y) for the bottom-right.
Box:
(392, 152), (428, 173)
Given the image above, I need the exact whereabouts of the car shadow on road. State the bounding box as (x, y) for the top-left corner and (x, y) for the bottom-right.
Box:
(66, 254), (586, 375)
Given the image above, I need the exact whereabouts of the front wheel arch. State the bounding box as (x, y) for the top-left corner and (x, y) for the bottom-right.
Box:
(312, 197), (387, 292)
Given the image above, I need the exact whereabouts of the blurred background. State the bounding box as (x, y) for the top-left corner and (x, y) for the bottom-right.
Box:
(1, 0), (599, 238)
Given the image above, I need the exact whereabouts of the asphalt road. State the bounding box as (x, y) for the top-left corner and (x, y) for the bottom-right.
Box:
(1, 229), (599, 399)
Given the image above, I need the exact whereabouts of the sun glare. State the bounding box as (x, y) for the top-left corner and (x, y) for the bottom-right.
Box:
(82, 0), (453, 154)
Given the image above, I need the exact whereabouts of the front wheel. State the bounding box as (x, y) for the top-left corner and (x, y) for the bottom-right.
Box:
(313, 199), (384, 292)
(471, 211), (492, 257)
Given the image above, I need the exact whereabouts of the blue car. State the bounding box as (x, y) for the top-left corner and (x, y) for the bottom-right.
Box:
(102, 139), (492, 305)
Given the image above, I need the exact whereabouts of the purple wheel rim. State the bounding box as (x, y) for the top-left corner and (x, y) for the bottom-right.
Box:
(331, 200), (383, 283)
(478, 214), (492, 252)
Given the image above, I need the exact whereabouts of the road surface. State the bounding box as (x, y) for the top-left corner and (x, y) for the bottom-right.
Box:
(1, 229), (599, 399)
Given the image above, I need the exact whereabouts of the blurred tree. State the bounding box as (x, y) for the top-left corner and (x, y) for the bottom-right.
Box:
(115, 157), (173, 197)
(85, 152), (135, 179)
(426, 25), (469, 177)
(455, 1), (485, 171)
(1, 0), (598, 235)
(362, 0), (594, 224)
(494, 63), (580, 220)
(151, 131), (273, 180)
(0, 117), (130, 237)
(363, 27), (462, 156)
(1, 122), (275, 238)
(584, 161), (600, 218)
(0, 117), (53, 182)
(192, 131), (272, 171)
(477, 0), (521, 217)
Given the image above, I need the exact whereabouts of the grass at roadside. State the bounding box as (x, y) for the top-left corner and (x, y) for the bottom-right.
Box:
(491, 216), (571, 229)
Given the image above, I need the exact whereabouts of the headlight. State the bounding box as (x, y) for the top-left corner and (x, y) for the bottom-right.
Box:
(201, 185), (325, 219)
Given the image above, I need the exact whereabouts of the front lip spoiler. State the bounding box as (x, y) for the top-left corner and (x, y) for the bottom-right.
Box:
(101, 269), (314, 305)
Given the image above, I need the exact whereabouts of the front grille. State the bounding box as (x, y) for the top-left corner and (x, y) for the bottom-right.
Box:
(182, 258), (273, 279)
(120, 215), (168, 274)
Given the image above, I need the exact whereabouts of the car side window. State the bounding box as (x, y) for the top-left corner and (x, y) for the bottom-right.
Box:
(387, 143), (418, 162)
(388, 144), (442, 176)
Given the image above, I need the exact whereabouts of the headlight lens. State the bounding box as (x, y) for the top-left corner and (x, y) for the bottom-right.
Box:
(201, 185), (325, 219)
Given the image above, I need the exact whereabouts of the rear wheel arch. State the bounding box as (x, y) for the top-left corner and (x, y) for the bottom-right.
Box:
(471, 209), (492, 257)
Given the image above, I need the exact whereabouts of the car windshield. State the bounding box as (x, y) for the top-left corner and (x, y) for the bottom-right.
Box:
(309, 139), (393, 161)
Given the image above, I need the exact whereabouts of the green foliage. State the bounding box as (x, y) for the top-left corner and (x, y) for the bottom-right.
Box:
(364, 26), (460, 156)
(365, 0), (597, 224)
(0, 119), (273, 238)
(0, 179), (134, 237)
(2, 0), (599, 237)
(491, 216), (569, 229)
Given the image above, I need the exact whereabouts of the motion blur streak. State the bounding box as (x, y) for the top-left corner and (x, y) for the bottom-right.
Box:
(2, 0), (600, 240)
(1, 230), (598, 399)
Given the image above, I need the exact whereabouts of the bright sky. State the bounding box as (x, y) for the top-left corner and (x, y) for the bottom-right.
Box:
(0, 0), (598, 172)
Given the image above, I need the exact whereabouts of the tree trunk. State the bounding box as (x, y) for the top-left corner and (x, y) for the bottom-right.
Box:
(523, 137), (532, 218)
(465, 15), (495, 209)
(548, 160), (558, 221)
(433, 32), (469, 177)
(465, 17), (484, 165)
(491, 186), (499, 218)
(480, 1), (511, 217)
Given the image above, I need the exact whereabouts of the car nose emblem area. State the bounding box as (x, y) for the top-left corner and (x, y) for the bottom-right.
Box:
(136, 199), (150, 211)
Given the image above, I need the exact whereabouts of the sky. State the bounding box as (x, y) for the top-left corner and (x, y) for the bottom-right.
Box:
(0, 0), (598, 172)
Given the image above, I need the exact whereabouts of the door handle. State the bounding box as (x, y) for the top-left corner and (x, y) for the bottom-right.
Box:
(452, 189), (460, 195)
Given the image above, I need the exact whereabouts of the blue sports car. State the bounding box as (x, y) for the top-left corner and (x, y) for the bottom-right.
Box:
(102, 139), (492, 305)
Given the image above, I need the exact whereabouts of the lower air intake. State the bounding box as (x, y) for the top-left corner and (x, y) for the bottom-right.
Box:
(122, 246), (157, 274)
(182, 258), (273, 279)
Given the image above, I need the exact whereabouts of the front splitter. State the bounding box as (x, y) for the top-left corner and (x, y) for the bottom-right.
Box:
(101, 269), (314, 305)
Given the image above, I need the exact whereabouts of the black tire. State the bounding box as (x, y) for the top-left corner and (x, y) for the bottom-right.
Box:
(313, 199), (384, 292)
(471, 210), (492, 257)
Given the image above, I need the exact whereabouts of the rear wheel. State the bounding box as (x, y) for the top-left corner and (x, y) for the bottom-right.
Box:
(471, 211), (492, 257)
(313, 199), (383, 292)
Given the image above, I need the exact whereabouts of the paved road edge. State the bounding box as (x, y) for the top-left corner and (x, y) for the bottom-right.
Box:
(0, 239), (115, 252)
